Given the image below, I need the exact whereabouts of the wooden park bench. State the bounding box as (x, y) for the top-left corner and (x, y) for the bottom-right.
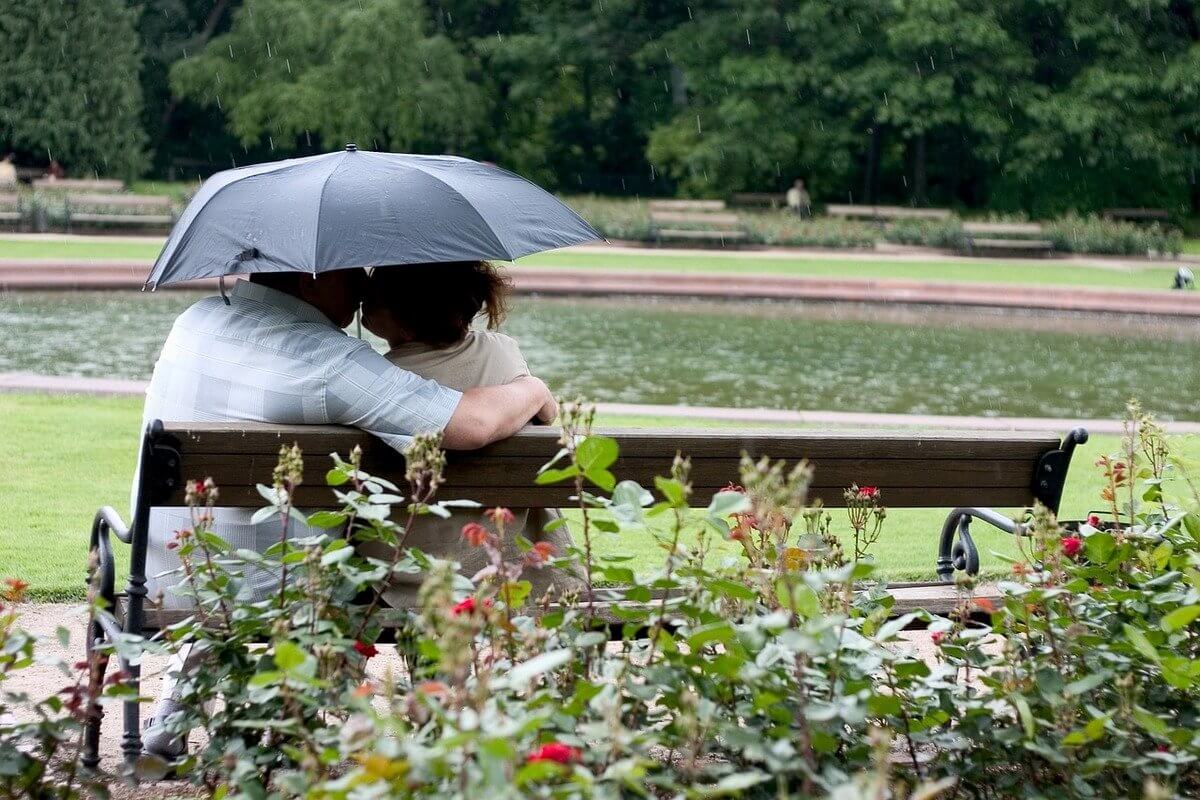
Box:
(731, 192), (787, 209)
(0, 192), (22, 228)
(62, 192), (175, 231)
(648, 199), (746, 246)
(85, 420), (1088, 767)
(1102, 208), (1171, 226)
(825, 204), (952, 223)
(32, 177), (126, 193)
(962, 221), (1054, 258)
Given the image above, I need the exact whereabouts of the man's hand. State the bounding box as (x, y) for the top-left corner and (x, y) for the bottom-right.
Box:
(442, 376), (555, 450)
(536, 394), (559, 424)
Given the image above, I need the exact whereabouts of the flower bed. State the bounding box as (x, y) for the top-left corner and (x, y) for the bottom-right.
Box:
(565, 195), (1183, 257)
(3, 402), (1198, 798)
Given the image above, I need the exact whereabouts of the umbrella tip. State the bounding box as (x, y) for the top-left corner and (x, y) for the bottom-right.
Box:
(345, 143), (358, 152)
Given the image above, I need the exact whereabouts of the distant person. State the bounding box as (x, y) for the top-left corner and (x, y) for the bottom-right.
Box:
(46, 159), (65, 180)
(1173, 266), (1195, 290)
(786, 178), (811, 218)
(360, 261), (580, 607)
(0, 154), (17, 188)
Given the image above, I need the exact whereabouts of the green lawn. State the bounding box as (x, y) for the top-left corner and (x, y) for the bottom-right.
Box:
(522, 250), (1181, 290)
(0, 236), (1179, 291)
(5, 391), (1193, 601)
(0, 237), (166, 262)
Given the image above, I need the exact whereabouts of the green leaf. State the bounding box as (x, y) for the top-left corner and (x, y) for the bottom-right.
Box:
(499, 580), (532, 609)
(307, 510), (347, 528)
(509, 649), (572, 684)
(1013, 695), (1035, 739)
(654, 476), (686, 507)
(867, 694), (902, 716)
(320, 546), (355, 566)
(1132, 706), (1169, 739)
(696, 771), (769, 796)
(576, 435), (618, 472)
(687, 622), (735, 650)
(273, 641), (314, 678)
(706, 578), (757, 602)
(706, 490), (750, 518)
(326, 468), (350, 486)
(1084, 532), (1116, 563)
(1064, 672), (1109, 697)
(535, 466), (579, 485)
(1123, 624), (1161, 664)
(1161, 605), (1200, 633)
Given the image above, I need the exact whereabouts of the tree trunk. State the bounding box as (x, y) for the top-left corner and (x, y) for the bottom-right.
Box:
(863, 124), (881, 204)
(159, 0), (233, 130)
(912, 133), (928, 206)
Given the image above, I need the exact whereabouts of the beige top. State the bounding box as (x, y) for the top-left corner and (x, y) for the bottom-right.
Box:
(377, 331), (579, 606)
(384, 330), (529, 390)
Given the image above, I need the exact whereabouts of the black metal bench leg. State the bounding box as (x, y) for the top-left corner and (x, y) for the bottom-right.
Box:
(120, 556), (148, 771)
(81, 622), (108, 770)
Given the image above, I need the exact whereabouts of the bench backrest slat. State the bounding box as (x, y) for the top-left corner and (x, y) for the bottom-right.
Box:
(159, 423), (1061, 511)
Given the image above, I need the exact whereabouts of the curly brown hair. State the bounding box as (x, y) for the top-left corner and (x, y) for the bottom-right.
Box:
(364, 261), (511, 347)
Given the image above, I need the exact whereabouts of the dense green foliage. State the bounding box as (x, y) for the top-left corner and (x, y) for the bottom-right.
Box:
(4, 0), (1200, 213)
(0, 0), (145, 178)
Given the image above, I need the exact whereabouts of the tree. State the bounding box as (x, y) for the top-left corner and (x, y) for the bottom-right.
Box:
(999, 0), (1189, 215)
(135, 0), (247, 177)
(170, 0), (486, 156)
(0, 0), (145, 178)
(482, 0), (687, 192)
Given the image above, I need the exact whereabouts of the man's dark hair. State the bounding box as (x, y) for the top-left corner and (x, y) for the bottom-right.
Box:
(367, 261), (510, 347)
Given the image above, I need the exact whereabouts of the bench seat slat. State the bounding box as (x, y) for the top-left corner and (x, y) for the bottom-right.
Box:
(162, 483), (1035, 510)
(167, 423), (1059, 460)
(183, 454), (1038, 489)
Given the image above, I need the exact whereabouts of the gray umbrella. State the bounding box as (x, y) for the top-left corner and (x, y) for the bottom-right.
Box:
(145, 145), (602, 289)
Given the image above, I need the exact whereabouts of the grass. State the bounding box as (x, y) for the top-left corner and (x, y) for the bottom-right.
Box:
(5, 391), (1195, 601)
(1182, 238), (1200, 256)
(521, 250), (1179, 290)
(0, 237), (165, 262)
(0, 236), (1180, 291)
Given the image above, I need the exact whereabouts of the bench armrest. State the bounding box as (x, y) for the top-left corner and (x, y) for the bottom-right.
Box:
(89, 506), (131, 608)
(936, 506), (1026, 581)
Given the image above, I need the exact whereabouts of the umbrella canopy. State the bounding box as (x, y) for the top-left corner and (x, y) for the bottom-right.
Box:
(145, 146), (601, 288)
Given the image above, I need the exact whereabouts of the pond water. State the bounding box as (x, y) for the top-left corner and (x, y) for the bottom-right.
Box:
(2, 290), (1197, 420)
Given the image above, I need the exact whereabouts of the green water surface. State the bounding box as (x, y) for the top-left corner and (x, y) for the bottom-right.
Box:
(1, 291), (1196, 420)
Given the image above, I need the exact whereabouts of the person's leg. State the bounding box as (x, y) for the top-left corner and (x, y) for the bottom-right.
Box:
(142, 642), (209, 758)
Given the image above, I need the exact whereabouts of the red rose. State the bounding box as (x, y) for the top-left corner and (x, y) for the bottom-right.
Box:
(1061, 536), (1083, 559)
(931, 631), (945, 646)
(526, 541), (557, 566)
(486, 507), (516, 525)
(452, 597), (477, 616)
(461, 522), (490, 547)
(2, 578), (29, 602)
(973, 597), (997, 614)
(353, 640), (378, 659)
(527, 742), (581, 764)
(1086, 514), (1101, 528)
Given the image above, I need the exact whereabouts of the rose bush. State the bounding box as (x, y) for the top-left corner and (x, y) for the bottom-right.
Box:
(4, 400), (1198, 797)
